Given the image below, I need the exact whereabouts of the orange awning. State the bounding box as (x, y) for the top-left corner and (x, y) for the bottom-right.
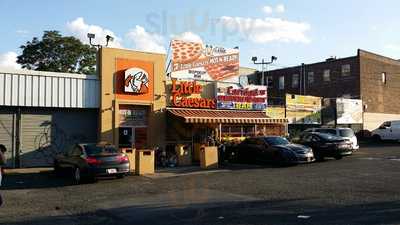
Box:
(167, 108), (288, 124)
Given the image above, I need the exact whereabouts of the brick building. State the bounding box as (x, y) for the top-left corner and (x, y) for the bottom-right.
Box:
(249, 49), (400, 131)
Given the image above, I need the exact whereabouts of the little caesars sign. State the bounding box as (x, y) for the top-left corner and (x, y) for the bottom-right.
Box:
(171, 79), (216, 109)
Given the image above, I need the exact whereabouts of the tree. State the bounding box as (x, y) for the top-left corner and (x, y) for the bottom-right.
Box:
(17, 31), (97, 74)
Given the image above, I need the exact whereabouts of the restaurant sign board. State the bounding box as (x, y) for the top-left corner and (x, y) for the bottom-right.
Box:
(216, 83), (267, 110)
(170, 40), (240, 82)
(171, 79), (216, 109)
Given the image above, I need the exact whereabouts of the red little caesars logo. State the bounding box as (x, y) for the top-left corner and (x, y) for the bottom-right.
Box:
(171, 79), (216, 109)
(124, 68), (149, 94)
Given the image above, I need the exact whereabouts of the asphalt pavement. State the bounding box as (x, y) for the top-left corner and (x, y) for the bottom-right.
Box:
(1, 143), (400, 225)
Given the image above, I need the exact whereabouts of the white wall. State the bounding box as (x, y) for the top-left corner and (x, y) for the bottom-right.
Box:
(0, 69), (99, 108)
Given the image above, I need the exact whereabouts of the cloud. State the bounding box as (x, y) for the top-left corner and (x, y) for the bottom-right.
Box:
(262, 4), (285, 14)
(276, 4), (285, 13)
(0, 51), (21, 70)
(16, 30), (29, 35)
(126, 25), (166, 54)
(220, 16), (311, 44)
(262, 6), (273, 14)
(66, 17), (122, 48)
(171, 31), (203, 43)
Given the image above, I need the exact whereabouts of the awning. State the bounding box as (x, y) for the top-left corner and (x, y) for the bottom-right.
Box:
(167, 108), (288, 124)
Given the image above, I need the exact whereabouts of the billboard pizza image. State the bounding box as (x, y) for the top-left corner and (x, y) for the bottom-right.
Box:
(124, 67), (149, 94)
(170, 40), (239, 82)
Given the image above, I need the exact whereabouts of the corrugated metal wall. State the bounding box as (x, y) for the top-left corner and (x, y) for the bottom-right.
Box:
(0, 70), (100, 108)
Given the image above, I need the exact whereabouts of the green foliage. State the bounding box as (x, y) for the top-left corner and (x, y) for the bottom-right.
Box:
(17, 31), (97, 74)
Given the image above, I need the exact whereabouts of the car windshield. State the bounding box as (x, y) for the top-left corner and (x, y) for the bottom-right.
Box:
(84, 145), (118, 156)
(317, 133), (343, 141)
(264, 137), (290, 145)
(339, 129), (354, 137)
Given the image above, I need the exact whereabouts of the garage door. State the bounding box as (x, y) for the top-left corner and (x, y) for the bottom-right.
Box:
(0, 111), (15, 167)
(20, 113), (52, 167)
(20, 109), (98, 167)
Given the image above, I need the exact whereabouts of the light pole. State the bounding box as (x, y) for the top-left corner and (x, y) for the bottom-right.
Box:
(87, 33), (114, 48)
(251, 56), (277, 86)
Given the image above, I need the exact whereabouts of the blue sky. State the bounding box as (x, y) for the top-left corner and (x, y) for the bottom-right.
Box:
(1, 0), (400, 70)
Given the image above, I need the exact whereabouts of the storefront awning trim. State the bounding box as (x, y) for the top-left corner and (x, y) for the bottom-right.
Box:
(167, 108), (288, 124)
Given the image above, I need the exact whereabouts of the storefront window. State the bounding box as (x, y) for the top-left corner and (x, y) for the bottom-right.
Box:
(243, 126), (255, 137)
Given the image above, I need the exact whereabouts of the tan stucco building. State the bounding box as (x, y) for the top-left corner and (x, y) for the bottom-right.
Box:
(99, 47), (166, 150)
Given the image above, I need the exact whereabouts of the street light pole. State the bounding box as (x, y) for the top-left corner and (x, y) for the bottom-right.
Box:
(252, 56), (277, 87)
(87, 33), (114, 49)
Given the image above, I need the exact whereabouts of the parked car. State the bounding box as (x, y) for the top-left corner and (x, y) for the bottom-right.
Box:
(54, 143), (130, 184)
(371, 120), (400, 142)
(298, 132), (353, 161)
(233, 136), (315, 165)
(304, 127), (359, 150)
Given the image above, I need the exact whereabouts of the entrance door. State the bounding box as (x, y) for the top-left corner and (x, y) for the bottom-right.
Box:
(119, 127), (134, 148)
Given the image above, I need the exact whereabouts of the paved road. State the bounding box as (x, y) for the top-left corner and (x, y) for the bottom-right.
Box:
(1, 143), (400, 225)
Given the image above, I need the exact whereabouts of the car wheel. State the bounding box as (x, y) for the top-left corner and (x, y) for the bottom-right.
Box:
(73, 167), (81, 184)
(116, 174), (124, 179)
(334, 155), (343, 160)
(273, 152), (286, 166)
(54, 161), (62, 177)
(315, 154), (324, 161)
(372, 135), (382, 142)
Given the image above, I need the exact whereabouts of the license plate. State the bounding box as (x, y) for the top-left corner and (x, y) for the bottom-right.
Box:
(107, 168), (117, 174)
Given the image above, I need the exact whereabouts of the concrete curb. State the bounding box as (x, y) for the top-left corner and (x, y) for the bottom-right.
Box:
(4, 167), (53, 175)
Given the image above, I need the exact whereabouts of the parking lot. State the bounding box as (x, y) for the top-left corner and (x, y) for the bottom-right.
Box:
(1, 143), (400, 225)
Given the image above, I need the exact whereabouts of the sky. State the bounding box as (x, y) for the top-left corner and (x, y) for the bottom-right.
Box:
(1, 0), (400, 71)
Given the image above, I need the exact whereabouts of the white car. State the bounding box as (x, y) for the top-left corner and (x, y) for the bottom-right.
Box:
(371, 120), (400, 141)
(304, 127), (359, 150)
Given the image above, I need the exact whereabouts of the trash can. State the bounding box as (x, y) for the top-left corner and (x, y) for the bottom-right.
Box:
(175, 144), (192, 166)
(120, 147), (135, 173)
(135, 149), (155, 175)
(200, 146), (218, 169)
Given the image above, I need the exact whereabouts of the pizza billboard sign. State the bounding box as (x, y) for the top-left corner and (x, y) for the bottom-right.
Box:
(170, 40), (240, 82)
(216, 83), (267, 110)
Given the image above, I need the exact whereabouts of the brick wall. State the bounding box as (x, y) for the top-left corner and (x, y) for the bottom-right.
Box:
(256, 56), (360, 105)
(359, 50), (400, 114)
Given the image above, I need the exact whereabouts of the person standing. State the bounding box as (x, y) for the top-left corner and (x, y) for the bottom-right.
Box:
(0, 145), (6, 207)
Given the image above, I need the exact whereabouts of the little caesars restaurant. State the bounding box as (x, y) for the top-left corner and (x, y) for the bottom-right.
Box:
(0, 40), (287, 167)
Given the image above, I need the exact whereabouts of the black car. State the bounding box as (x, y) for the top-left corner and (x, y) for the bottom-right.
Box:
(298, 132), (353, 161)
(54, 143), (130, 184)
(233, 136), (315, 165)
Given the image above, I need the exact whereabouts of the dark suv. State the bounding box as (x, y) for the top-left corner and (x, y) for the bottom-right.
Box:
(298, 132), (353, 161)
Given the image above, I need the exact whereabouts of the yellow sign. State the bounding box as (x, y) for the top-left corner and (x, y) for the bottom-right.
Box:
(286, 94), (322, 124)
(234, 102), (252, 110)
(266, 107), (286, 118)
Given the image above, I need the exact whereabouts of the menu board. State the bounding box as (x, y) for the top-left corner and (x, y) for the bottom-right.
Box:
(216, 83), (267, 110)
